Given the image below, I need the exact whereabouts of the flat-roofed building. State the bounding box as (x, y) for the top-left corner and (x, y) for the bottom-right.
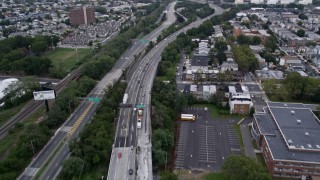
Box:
(252, 102), (320, 179)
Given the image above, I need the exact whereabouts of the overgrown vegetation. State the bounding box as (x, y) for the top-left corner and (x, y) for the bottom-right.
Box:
(232, 45), (259, 72)
(222, 155), (271, 180)
(59, 82), (126, 179)
(0, 3), (166, 180)
(0, 76), (96, 179)
(0, 35), (59, 75)
(175, 1), (214, 20)
(263, 72), (320, 103)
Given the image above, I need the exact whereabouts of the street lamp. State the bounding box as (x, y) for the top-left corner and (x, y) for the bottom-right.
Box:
(29, 45), (32, 55)
(76, 49), (79, 62)
(51, 37), (53, 47)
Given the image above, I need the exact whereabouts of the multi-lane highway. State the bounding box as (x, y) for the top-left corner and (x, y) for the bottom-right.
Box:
(107, 4), (225, 180)
(19, 2), (177, 180)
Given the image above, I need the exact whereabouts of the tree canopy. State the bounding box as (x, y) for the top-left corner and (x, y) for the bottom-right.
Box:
(296, 29), (305, 37)
(232, 45), (259, 72)
(222, 155), (271, 180)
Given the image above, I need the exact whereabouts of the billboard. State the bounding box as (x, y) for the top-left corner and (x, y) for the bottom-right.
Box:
(33, 90), (56, 100)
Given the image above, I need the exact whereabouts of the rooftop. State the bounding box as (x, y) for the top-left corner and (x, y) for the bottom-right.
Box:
(269, 106), (320, 152)
(255, 102), (320, 163)
(191, 54), (209, 67)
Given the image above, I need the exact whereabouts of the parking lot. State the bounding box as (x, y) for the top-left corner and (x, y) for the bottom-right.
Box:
(175, 107), (242, 171)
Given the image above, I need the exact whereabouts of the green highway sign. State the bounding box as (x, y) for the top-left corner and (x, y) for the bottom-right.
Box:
(140, 39), (149, 44)
(136, 104), (145, 108)
(88, 97), (101, 102)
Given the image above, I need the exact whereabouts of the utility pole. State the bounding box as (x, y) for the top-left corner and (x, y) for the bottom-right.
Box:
(30, 140), (36, 156)
(68, 100), (72, 114)
(78, 160), (85, 180)
(165, 152), (167, 171)
(29, 45), (32, 55)
(51, 37), (53, 48)
(76, 49), (79, 62)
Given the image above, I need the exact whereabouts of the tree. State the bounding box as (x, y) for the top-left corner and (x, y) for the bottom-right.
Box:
(237, 34), (251, 45)
(216, 51), (227, 64)
(95, 7), (107, 14)
(215, 40), (228, 52)
(252, 36), (261, 45)
(31, 40), (48, 56)
(222, 155), (271, 180)
(58, 157), (84, 180)
(264, 36), (278, 52)
(296, 29), (305, 37)
(298, 13), (308, 20)
(88, 40), (93, 46)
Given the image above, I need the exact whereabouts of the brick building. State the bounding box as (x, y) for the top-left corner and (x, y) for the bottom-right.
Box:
(69, 7), (96, 26)
(252, 102), (320, 179)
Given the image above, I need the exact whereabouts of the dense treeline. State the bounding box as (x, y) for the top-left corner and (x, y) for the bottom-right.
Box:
(232, 45), (259, 72)
(263, 72), (320, 103)
(0, 76), (96, 179)
(59, 82), (127, 179)
(152, 32), (202, 171)
(0, 35), (59, 75)
(175, 1), (214, 20)
(0, 3), (166, 179)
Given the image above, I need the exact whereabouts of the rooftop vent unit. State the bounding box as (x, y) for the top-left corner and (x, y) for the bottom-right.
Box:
(284, 104), (287, 107)
(316, 145), (320, 149)
(305, 132), (309, 136)
(308, 144), (312, 148)
(297, 119), (301, 124)
(291, 110), (295, 115)
(288, 139), (293, 144)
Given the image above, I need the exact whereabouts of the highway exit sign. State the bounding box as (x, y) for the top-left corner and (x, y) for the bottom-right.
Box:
(136, 104), (145, 108)
(88, 97), (101, 102)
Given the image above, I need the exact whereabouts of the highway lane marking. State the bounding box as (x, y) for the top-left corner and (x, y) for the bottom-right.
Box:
(124, 108), (131, 147)
(67, 102), (94, 138)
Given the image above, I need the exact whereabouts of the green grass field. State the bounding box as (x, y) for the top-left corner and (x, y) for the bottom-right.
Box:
(234, 124), (244, 152)
(192, 104), (244, 118)
(46, 48), (92, 74)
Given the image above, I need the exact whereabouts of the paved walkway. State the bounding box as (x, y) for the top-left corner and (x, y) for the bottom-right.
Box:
(240, 124), (257, 161)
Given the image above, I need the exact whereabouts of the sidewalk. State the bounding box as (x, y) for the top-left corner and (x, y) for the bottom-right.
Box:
(240, 124), (257, 161)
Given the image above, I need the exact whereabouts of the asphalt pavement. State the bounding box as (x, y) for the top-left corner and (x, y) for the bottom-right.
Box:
(240, 124), (257, 161)
(19, 2), (178, 179)
(175, 107), (242, 171)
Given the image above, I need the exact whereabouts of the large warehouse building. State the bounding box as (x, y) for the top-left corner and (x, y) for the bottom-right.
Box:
(252, 102), (320, 179)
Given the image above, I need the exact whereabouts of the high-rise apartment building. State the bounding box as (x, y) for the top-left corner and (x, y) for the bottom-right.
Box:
(69, 7), (96, 26)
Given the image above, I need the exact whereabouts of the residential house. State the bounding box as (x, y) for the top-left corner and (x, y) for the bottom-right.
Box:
(228, 85), (253, 114)
(191, 54), (209, 71)
(279, 56), (302, 66)
(221, 61), (238, 73)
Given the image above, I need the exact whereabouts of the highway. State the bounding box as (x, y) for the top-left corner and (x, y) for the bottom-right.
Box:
(19, 2), (177, 180)
(107, 4), (225, 180)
